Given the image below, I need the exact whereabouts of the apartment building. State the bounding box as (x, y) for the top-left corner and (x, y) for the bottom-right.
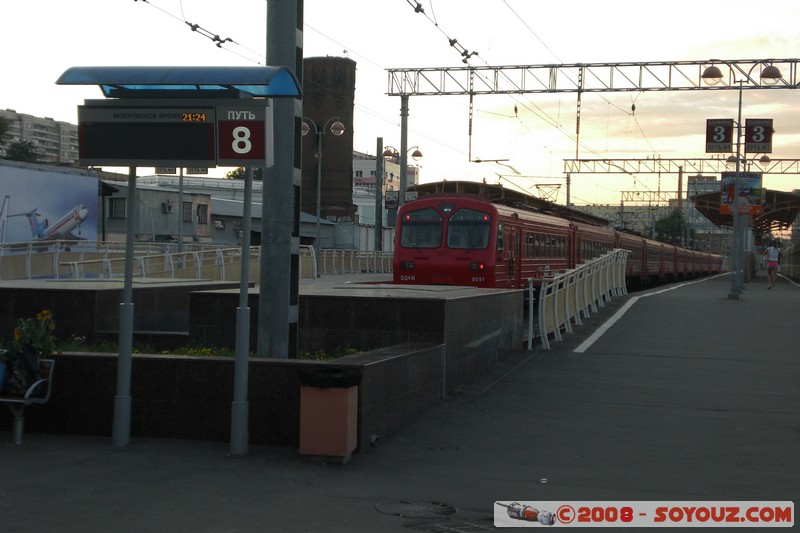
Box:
(0, 109), (79, 165)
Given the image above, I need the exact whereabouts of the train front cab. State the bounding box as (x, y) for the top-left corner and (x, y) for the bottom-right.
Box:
(393, 197), (498, 287)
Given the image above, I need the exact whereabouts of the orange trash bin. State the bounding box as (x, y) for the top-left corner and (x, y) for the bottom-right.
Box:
(298, 368), (360, 464)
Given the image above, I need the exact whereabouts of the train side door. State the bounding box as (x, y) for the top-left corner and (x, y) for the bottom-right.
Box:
(507, 225), (521, 287)
(568, 224), (577, 269)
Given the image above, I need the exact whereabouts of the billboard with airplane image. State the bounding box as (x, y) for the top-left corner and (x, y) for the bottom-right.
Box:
(0, 160), (99, 252)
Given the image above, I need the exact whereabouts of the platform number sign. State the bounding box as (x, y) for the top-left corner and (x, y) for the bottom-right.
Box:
(745, 119), (773, 153)
(705, 119), (734, 153)
(217, 106), (274, 167)
(77, 100), (274, 167)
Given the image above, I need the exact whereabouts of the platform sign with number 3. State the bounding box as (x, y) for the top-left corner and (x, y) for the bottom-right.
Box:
(745, 118), (773, 153)
(705, 119), (734, 153)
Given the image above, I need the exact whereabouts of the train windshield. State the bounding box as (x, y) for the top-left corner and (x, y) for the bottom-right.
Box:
(399, 207), (443, 248)
(447, 208), (491, 249)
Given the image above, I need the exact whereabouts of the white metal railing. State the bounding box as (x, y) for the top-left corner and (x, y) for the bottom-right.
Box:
(528, 249), (630, 350)
(60, 246), (261, 282)
(1, 240), (393, 283)
(314, 249), (393, 279)
(0, 240), (241, 281)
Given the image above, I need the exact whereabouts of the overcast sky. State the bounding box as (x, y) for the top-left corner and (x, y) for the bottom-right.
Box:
(4, 0), (799, 204)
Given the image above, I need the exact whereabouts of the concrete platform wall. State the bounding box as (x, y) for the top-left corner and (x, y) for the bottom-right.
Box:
(2, 343), (445, 451)
(0, 280), (240, 346)
(190, 285), (524, 393)
(2, 281), (525, 448)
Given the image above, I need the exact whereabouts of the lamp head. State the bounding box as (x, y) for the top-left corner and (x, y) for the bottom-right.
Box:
(382, 147), (398, 160)
(760, 64), (782, 85)
(330, 121), (346, 136)
(702, 65), (724, 86)
(300, 121), (310, 136)
(410, 148), (423, 161)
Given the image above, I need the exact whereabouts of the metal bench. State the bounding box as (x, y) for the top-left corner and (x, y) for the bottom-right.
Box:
(0, 359), (55, 445)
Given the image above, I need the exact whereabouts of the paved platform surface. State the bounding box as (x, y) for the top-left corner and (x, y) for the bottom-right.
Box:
(2, 273), (798, 532)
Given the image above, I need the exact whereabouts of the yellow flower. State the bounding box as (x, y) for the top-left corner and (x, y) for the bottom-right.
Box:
(8, 310), (56, 357)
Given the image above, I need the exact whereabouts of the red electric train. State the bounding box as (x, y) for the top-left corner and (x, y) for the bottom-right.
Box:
(392, 193), (722, 289)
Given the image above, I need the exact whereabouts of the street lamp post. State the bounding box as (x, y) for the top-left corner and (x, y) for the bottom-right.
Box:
(382, 145), (423, 206)
(374, 137), (384, 251)
(701, 63), (782, 298)
(301, 117), (345, 265)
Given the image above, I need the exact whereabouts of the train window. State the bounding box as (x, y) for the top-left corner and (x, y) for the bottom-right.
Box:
(497, 224), (505, 251)
(447, 208), (490, 249)
(399, 207), (443, 248)
(525, 234), (535, 258)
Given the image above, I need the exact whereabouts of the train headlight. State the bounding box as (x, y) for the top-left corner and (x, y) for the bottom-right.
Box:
(469, 262), (485, 271)
(400, 261), (415, 270)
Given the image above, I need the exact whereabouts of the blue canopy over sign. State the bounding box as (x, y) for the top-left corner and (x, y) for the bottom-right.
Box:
(56, 65), (302, 98)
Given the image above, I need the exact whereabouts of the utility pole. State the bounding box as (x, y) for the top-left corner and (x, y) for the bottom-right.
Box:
(259, 0), (302, 358)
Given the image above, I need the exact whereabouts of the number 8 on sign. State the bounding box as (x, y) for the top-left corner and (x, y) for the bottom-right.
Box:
(232, 126), (253, 154)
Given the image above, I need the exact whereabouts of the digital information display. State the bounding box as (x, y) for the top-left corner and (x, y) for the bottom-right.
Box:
(78, 101), (273, 168)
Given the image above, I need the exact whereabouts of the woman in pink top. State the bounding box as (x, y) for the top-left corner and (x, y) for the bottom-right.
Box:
(762, 240), (781, 289)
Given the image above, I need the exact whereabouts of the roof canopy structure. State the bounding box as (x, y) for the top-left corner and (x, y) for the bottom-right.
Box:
(56, 66), (302, 99)
(693, 189), (800, 235)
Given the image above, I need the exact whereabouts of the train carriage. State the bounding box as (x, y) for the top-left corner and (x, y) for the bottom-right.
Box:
(664, 243), (678, 280)
(615, 232), (646, 283)
(393, 194), (573, 288)
(393, 193), (722, 290)
(504, 205), (573, 286)
(644, 240), (664, 282)
(573, 222), (616, 266)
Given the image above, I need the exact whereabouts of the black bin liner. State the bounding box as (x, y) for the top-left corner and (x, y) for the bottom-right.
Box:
(298, 368), (361, 388)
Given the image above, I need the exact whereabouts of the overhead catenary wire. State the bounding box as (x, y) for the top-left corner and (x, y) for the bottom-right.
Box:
(491, 0), (661, 196)
(404, 0), (479, 64)
(134, 0), (264, 64)
(402, 0), (645, 198)
(135, 0), (663, 203)
(407, 0), (640, 193)
(134, 0), (473, 180)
